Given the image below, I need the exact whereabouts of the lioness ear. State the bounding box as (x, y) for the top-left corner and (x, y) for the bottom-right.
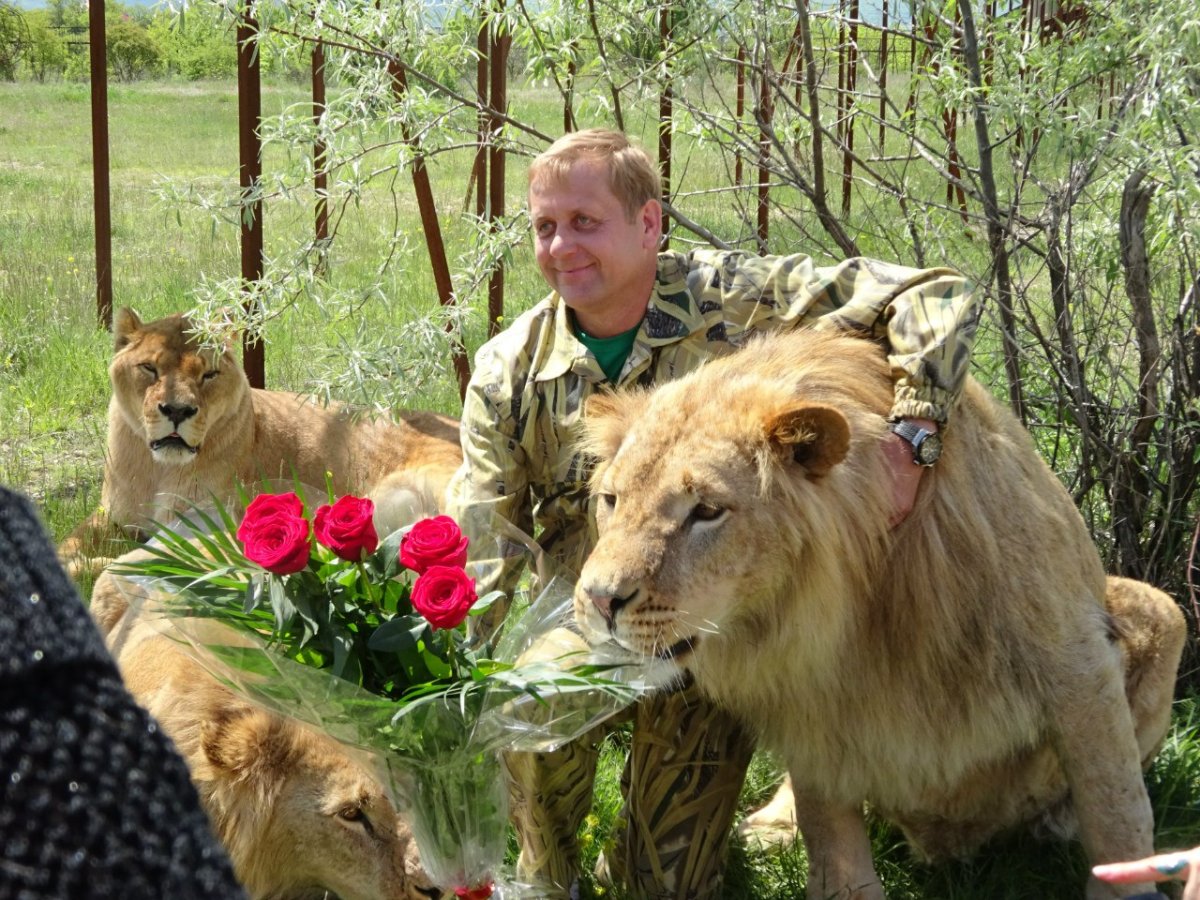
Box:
(765, 404), (851, 476)
(113, 308), (142, 352)
(201, 703), (288, 785)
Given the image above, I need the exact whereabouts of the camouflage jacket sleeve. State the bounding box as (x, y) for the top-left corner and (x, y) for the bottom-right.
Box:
(444, 342), (533, 610)
(691, 250), (979, 424)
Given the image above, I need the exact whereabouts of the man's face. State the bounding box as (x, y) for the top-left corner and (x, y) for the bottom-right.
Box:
(529, 159), (661, 337)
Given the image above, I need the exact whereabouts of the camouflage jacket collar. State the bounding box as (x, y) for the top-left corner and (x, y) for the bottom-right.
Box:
(533, 251), (707, 384)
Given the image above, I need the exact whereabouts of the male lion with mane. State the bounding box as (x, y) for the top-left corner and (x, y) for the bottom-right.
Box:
(59, 308), (463, 579)
(92, 575), (443, 900)
(574, 328), (1185, 899)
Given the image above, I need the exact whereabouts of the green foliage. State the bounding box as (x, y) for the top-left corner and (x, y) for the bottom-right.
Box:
(148, 3), (239, 79)
(20, 10), (67, 82)
(0, 2), (28, 81)
(106, 16), (162, 81)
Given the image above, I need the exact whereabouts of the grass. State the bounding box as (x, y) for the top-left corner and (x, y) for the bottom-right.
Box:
(2, 76), (1198, 899)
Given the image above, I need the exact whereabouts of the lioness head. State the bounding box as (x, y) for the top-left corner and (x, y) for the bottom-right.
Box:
(110, 307), (248, 465)
(573, 330), (893, 674)
(201, 703), (441, 900)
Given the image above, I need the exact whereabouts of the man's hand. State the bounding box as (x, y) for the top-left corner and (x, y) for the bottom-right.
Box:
(883, 417), (938, 527)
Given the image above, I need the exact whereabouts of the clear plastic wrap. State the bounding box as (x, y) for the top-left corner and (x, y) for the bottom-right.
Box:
(105, 494), (653, 898)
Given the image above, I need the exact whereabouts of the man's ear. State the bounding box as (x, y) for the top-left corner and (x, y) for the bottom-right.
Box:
(763, 403), (851, 476)
(639, 198), (663, 250)
(113, 307), (142, 352)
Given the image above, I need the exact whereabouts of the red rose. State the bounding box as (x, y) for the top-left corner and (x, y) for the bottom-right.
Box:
(399, 516), (469, 574)
(313, 495), (378, 561)
(410, 565), (477, 630)
(239, 511), (312, 575)
(236, 491), (305, 544)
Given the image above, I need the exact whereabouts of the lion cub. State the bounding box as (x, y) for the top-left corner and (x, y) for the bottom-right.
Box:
(575, 328), (1186, 900)
(60, 308), (463, 579)
(95, 570), (442, 900)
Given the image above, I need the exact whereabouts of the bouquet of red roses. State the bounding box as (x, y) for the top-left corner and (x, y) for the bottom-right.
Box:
(221, 490), (497, 701)
(113, 486), (644, 899)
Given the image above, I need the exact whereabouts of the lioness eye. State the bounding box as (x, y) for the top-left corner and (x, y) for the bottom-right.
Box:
(336, 805), (374, 834)
(598, 492), (616, 509)
(138, 363), (157, 379)
(202, 369), (219, 382)
(688, 503), (727, 525)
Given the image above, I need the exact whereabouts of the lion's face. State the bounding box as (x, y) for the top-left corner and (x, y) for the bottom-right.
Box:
(202, 703), (440, 900)
(109, 308), (247, 466)
(573, 373), (855, 671)
(268, 749), (438, 900)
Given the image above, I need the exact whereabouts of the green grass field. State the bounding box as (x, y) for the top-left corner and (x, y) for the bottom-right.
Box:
(2, 77), (1198, 899)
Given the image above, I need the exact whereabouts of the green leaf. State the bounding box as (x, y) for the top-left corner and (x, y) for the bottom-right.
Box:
(369, 617), (421, 653)
(468, 589), (504, 616)
(377, 528), (406, 580)
(243, 577), (263, 614)
(269, 577), (297, 632)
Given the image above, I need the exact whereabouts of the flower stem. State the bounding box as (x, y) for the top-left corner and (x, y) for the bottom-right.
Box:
(443, 629), (459, 681)
(357, 561), (377, 607)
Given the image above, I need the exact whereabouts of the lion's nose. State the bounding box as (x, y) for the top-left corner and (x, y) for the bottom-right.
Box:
(158, 402), (197, 426)
(589, 589), (634, 628)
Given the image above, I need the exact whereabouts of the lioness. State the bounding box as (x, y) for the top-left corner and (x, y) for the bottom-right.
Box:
(574, 328), (1186, 899)
(94, 574), (442, 900)
(59, 308), (463, 579)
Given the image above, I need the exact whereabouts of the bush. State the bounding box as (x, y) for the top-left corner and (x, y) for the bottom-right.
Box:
(22, 10), (67, 82)
(107, 17), (161, 82)
(0, 2), (28, 81)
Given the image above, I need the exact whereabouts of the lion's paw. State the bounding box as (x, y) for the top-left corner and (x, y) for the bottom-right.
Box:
(738, 777), (799, 853)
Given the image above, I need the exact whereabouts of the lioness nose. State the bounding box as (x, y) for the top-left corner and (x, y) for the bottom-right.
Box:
(159, 402), (197, 426)
(589, 589), (633, 627)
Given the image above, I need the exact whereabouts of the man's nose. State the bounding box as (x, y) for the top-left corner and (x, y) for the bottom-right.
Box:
(549, 229), (574, 256)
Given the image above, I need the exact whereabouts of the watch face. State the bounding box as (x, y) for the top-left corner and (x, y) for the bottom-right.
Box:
(915, 431), (943, 466)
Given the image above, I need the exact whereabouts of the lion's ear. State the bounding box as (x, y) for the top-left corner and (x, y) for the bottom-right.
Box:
(580, 389), (647, 462)
(201, 703), (288, 785)
(113, 308), (142, 351)
(765, 404), (851, 476)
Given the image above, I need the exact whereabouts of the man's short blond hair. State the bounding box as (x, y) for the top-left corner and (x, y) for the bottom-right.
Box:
(528, 129), (661, 221)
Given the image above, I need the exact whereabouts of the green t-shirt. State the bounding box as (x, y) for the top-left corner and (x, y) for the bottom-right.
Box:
(572, 316), (640, 384)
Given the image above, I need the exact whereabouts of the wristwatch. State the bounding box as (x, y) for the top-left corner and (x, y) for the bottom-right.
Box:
(889, 420), (943, 467)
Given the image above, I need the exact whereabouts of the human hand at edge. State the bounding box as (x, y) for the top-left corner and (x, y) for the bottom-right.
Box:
(1093, 846), (1200, 900)
(883, 418), (936, 527)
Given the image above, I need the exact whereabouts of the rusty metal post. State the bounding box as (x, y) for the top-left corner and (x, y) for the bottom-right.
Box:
(475, 6), (488, 219)
(388, 60), (471, 398)
(313, 39), (329, 273)
(237, 6), (265, 388)
(658, 0), (672, 245)
(878, 0), (889, 146)
(735, 44), (745, 187)
(841, 0), (858, 218)
(836, 0), (846, 149)
(486, 1), (509, 337)
(756, 50), (771, 252)
(89, 0), (113, 329)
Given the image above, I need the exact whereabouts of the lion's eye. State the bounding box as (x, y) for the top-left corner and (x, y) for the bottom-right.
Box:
(336, 805), (374, 834)
(202, 369), (219, 382)
(688, 503), (727, 526)
(598, 492), (617, 509)
(138, 363), (157, 379)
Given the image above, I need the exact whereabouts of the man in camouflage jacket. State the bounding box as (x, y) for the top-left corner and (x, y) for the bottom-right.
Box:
(446, 128), (979, 899)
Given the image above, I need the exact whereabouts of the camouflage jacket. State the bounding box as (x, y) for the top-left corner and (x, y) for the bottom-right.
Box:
(446, 249), (978, 620)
